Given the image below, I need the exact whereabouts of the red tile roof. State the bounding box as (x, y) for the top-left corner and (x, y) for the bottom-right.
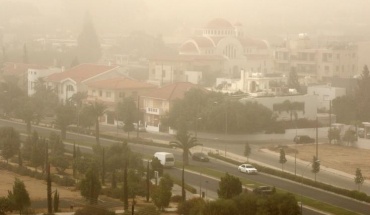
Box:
(2, 62), (48, 76)
(86, 77), (156, 90)
(141, 82), (206, 101)
(46, 64), (118, 83)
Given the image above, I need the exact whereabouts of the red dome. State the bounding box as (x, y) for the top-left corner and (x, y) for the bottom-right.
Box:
(205, 18), (234, 29)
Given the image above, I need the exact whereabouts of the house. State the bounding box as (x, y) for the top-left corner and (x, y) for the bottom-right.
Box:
(28, 67), (62, 96)
(85, 77), (156, 125)
(45, 64), (122, 104)
(140, 82), (205, 132)
(1, 62), (48, 91)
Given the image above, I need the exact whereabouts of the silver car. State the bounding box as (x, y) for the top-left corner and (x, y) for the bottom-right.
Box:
(238, 164), (258, 174)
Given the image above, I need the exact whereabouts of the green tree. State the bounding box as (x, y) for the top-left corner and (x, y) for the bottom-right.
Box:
(261, 193), (301, 215)
(233, 193), (258, 215)
(151, 157), (164, 177)
(178, 197), (205, 215)
(136, 205), (160, 215)
(202, 199), (238, 215)
(31, 137), (47, 171)
(77, 13), (101, 63)
(0, 197), (13, 215)
(151, 174), (173, 211)
(287, 67), (301, 93)
(328, 127), (341, 144)
(356, 65), (370, 122)
(74, 206), (115, 215)
(217, 173), (242, 199)
(0, 80), (24, 117)
(311, 156), (320, 182)
(343, 128), (357, 146)
(31, 77), (58, 122)
(116, 97), (137, 138)
(354, 168), (365, 191)
(279, 148), (288, 171)
(55, 103), (76, 139)
(53, 189), (60, 212)
(80, 167), (102, 205)
(0, 127), (20, 163)
(51, 155), (69, 174)
(274, 100), (303, 122)
(14, 96), (38, 135)
(85, 100), (106, 144)
(8, 178), (31, 215)
(170, 120), (201, 165)
(244, 142), (251, 162)
(332, 95), (357, 124)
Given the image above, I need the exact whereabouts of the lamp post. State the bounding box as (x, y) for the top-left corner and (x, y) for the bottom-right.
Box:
(214, 100), (229, 157)
(205, 180), (209, 199)
(324, 95), (332, 144)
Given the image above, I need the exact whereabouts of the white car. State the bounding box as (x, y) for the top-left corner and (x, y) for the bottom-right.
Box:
(238, 164), (258, 174)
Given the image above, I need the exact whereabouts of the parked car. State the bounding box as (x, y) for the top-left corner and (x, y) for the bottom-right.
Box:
(294, 135), (315, 144)
(253, 186), (275, 195)
(238, 164), (258, 174)
(192, 152), (209, 162)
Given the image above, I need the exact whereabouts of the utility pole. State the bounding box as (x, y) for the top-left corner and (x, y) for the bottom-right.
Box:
(46, 141), (52, 214)
(329, 100), (332, 144)
(137, 95), (140, 138)
(316, 117), (319, 159)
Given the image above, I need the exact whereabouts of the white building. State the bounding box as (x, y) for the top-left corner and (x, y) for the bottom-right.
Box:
(307, 85), (346, 111)
(274, 34), (358, 82)
(240, 94), (318, 121)
(27, 68), (62, 96)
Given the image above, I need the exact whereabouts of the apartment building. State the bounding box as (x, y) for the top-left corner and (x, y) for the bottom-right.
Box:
(274, 34), (358, 81)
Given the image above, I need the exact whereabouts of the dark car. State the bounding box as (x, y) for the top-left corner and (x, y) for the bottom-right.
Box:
(253, 186), (275, 195)
(192, 152), (209, 162)
(294, 135), (315, 144)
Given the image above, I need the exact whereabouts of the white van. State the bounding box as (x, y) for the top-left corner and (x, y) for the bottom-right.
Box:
(153, 152), (175, 168)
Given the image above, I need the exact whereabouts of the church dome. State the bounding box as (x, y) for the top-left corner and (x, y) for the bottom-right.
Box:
(205, 18), (234, 29)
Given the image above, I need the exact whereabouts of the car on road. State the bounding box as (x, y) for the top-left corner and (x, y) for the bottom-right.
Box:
(294, 135), (315, 144)
(238, 164), (258, 174)
(192, 152), (209, 162)
(253, 186), (275, 195)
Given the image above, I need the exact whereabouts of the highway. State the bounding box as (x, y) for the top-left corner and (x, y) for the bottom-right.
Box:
(1, 119), (370, 214)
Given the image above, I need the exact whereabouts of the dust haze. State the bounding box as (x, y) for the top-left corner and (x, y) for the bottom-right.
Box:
(1, 0), (369, 39)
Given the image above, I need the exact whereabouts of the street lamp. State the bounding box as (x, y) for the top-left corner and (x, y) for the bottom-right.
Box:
(324, 95), (332, 144)
(205, 180), (209, 199)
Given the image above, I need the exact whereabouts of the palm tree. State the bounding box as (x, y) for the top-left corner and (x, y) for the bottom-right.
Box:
(169, 122), (201, 165)
(86, 100), (106, 144)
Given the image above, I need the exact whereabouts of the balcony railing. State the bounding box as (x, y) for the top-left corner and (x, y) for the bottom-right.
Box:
(146, 107), (162, 115)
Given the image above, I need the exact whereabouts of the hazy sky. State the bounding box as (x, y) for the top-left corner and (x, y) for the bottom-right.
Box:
(1, 0), (370, 37)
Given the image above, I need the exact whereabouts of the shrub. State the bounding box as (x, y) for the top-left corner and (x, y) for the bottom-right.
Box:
(136, 205), (160, 215)
(74, 206), (115, 215)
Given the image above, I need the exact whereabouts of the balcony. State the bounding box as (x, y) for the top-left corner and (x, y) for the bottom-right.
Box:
(146, 107), (162, 115)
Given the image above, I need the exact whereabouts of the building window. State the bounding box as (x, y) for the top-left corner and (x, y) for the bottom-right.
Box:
(106, 91), (111, 98)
